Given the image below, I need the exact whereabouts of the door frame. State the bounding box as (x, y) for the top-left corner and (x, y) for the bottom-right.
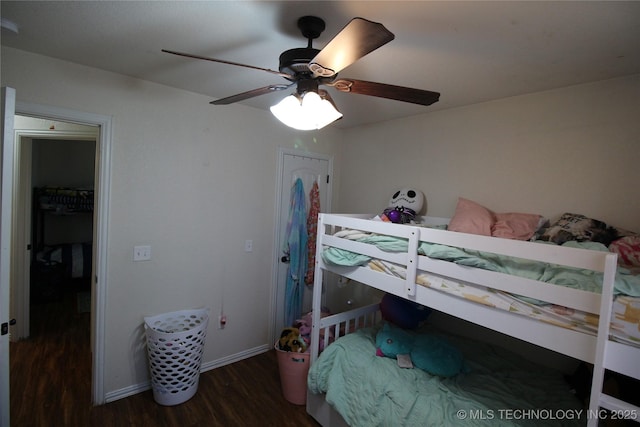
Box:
(1, 86), (16, 427)
(270, 147), (333, 344)
(12, 128), (98, 341)
(14, 101), (112, 405)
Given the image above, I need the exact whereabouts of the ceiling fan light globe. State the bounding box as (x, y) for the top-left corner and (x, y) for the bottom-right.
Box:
(270, 92), (342, 131)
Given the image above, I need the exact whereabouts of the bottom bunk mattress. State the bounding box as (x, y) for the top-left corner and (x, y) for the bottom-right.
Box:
(308, 326), (584, 427)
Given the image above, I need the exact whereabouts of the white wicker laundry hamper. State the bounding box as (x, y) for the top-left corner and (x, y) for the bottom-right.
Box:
(144, 308), (209, 406)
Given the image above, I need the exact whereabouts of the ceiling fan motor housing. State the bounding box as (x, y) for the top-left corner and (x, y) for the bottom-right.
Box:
(279, 47), (321, 78)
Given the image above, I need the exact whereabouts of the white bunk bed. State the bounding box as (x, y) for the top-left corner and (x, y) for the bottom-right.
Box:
(306, 213), (640, 426)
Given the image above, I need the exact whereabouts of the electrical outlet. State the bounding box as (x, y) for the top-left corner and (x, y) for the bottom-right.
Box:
(133, 245), (151, 261)
(244, 240), (253, 252)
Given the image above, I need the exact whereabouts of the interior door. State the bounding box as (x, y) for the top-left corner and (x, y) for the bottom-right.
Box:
(273, 148), (332, 338)
(1, 87), (16, 427)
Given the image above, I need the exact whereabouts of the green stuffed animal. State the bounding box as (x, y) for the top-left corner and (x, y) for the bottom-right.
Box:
(375, 322), (466, 377)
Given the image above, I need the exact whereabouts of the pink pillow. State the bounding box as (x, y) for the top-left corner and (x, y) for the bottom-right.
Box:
(447, 198), (495, 236)
(492, 212), (542, 240)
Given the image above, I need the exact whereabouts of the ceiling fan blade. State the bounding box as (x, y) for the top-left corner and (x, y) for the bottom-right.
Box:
(309, 18), (394, 78)
(162, 49), (293, 79)
(210, 84), (293, 105)
(327, 79), (440, 106)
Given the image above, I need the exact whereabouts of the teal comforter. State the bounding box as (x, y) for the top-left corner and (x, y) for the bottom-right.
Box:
(322, 237), (640, 297)
(308, 327), (584, 427)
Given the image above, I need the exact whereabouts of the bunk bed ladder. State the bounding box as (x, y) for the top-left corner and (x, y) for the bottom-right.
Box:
(587, 253), (640, 426)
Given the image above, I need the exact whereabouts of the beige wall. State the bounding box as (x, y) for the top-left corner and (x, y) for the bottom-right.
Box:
(1, 47), (343, 398)
(340, 74), (640, 232)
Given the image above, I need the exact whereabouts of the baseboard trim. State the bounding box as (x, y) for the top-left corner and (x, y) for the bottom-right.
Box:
(105, 382), (150, 403)
(200, 343), (270, 372)
(103, 343), (272, 404)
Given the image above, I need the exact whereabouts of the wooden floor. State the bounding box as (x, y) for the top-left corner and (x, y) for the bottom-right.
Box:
(10, 290), (321, 427)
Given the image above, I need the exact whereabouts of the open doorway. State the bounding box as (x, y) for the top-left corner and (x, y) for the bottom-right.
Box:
(9, 115), (102, 421)
(12, 116), (98, 339)
(28, 135), (96, 330)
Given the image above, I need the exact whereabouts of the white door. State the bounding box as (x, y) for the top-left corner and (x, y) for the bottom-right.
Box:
(1, 87), (16, 427)
(273, 148), (332, 338)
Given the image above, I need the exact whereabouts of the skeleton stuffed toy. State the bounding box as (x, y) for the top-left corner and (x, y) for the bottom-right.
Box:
(382, 188), (425, 224)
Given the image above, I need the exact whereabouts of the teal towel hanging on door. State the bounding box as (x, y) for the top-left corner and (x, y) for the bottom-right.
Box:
(283, 178), (308, 327)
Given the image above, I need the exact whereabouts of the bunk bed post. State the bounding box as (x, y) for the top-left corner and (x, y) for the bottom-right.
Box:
(586, 253), (615, 426)
(310, 214), (326, 364)
(587, 253), (640, 426)
(405, 227), (419, 297)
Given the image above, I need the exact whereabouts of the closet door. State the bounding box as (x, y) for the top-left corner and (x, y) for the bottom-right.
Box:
(273, 148), (332, 337)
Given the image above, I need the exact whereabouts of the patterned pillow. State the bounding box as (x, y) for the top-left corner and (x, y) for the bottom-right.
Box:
(538, 213), (620, 246)
(609, 236), (640, 271)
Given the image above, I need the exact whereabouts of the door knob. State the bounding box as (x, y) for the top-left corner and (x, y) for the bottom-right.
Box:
(281, 255), (290, 263)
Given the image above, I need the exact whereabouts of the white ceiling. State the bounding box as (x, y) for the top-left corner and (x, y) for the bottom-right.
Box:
(2, 1), (639, 129)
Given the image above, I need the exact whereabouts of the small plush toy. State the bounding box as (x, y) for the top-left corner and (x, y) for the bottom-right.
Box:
(382, 188), (425, 224)
(375, 323), (466, 377)
(278, 327), (307, 353)
(295, 310), (333, 351)
(380, 293), (432, 329)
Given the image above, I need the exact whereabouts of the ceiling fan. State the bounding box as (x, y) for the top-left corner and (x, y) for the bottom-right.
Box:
(162, 16), (440, 129)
